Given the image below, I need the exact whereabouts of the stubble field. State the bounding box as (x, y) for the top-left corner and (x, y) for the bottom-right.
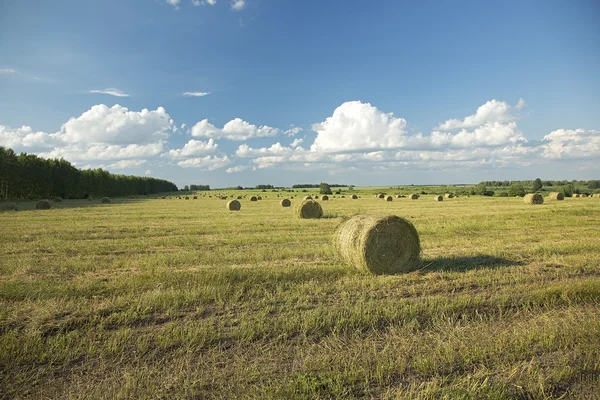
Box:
(1, 192), (599, 399)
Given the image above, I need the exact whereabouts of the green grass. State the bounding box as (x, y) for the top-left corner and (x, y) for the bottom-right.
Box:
(1, 193), (600, 399)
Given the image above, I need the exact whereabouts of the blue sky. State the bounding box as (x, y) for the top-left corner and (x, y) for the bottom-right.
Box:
(1, 0), (599, 188)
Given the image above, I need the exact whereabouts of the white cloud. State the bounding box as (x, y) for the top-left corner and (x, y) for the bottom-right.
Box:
(107, 159), (147, 169)
(541, 129), (600, 159)
(436, 99), (524, 130)
(311, 101), (409, 153)
(167, 0), (181, 7)
(168, 139), (218, 158)
(89, 88), (131, 97)
(183, 92), (210, 97)
(231, 0), (245, 11)
(145, 169), (152, 175)
(177, 155), (231, 170)
(190, 117), (280, 140)
(0, 68), (19, 75)
(60, 104), (173, 145)
(284, 126), (302, 136)
(226, 165), (250, 173)
(290, 138), (303, 148)
(38, 142), (165, 162)
(0, 125), (64, 151)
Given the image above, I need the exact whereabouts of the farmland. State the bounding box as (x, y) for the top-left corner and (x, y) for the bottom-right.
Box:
(1, 191), (600, 399)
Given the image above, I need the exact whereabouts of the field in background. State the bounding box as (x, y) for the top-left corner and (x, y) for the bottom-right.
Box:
(1, 192), (600, 399)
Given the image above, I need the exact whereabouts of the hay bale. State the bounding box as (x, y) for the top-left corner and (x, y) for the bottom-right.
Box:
(548, 192), (564, 201)
(396, 195), (402, 198)
(36, 200), (51, 210)
(193, 196), (198, 199)
(314, 195), (320, 199)
(351, 194), (358, 199)
(341, 195), (346, 198)
(227, 200), (241, 211)
(574, 194), (580, 198)
(237, 196), (243, 200)
(185, 196), (190, 200)
(524, 193), (544, 205)
(321, 195), (329, 201)
(250, 196), (258, 202)
(433, 195), (443, 201)
(257, 196), (262, 200)
(101, 197), (111, 204)
(1, 202), (18, 212)
(304, 195), (313, 200)
(409, 194), (419, 200)
(378, 194), (385, 199)
(334, 214), (421, 275)
(296, 200), (323, 219)
(581, 194), (588, 198)
(281, 199), (291, 207)
(53, 197), (62, 202)
(386, 196), (393, 201)
(445, 194), (454, 199)
(162, 196), (166, 199)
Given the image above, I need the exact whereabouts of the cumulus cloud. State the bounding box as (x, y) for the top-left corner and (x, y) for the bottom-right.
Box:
(226, 165), (250, 173)
(231, 0), (245, 11)
(38, 142), (165, 162)
(168, 139), (218, 158)
(541, 129), (600, 159)
(177, 155), (231, 170)
(190, 117), (280, 140)
(183, 91), (210, 97)
(0, 68), (19, 75)
(89, 88), (131, 97)
(436, 99), (524, 130)
(167, 0), (181, 7)
(0, 125), (64, 151)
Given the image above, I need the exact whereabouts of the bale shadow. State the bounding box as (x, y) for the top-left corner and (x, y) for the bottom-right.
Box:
(418, 255), (525, 272)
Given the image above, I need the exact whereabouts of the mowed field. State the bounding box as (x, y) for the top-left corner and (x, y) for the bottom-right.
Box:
(1, 193), (600, 399)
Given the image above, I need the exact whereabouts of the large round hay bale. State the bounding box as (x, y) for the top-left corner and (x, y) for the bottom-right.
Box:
(1, 202), (18, 212)
(281, 198), (291, 207)
(193, 196), (198, 199)
(53, 197), (62, 202)
(321, 195), (329, 201)
(296, 200), (323, 219)
(227, 200), (241, 211)
(250, 196), (258, 202)
(304, 195), (313, 200)
(524, 193), (544, 205)
(334, 214), (421, 275)
(377, 193), (385, 199)
(396, 195), (402, 198)
(445, 193), (454, 199)
(574, 194), (580, 198)
(433, 195), (443, 201)
(257, 196), (262, 200)
(314, 195), (320, 200)
(101, 197), (111, 204)
(548, 192), (564, 201)
(36, 200), (51, 210)
(351, 194), (358, 199)
(581, 194), (588, 198)
(385, 196), (393, 201)
(409, 194), (419, 200)
(185, 196), (190, 200)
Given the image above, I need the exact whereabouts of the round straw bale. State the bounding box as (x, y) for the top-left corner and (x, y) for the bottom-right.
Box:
(351, 194), (358, 199)
(304, 195), (313, 200)
(409, 193), (419, 200)
(581, 194), (588, 198)
(257, 196), (262, 200)
(574, 194), (580, 198)
(185, 196), (189, 200)
(548, 192), (564, 201)
(193, 196), (198, 199)
(386, 196), (393, 201)
(524, 193), (544, 205)
(101, 197), (111, 204)
(250, 196), (258, 201)
(36, 200), (51, 210)
(237, 196), (243, 199)
(378, 193), (385, 199)
(396, 195), (402, 198)
(334, 214), (421, 275)
(321, 195), (329, 201)
(341, 195), (346, 198)
(280, 198), (291, 207)
(433, 195), (443, 201)
(53, 197), (62, 202)
(227, 200), (241, 211)
(1, 202), (18, 212)
(445, 193), (454, 199)
(314, 195), (319, 199)
(296, 200), (323, 219)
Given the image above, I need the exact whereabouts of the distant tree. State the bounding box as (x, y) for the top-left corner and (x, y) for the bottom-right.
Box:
(508, 183), (526, 197)
(588, 180), (600, 190)
(184, 185), (190, 191)
(559, 184), (573, 197)
(532, 178), (543, 192)
(348, 185), (355, 191)
(319, 182), (333, 194)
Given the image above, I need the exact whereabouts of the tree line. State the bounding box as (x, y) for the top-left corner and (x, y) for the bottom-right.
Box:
(0, 146), (178, 200)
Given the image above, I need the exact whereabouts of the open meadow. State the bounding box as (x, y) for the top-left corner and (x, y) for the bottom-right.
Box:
(1, 192), (600, 399)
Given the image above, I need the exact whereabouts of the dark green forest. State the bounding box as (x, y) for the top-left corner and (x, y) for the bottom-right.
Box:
(0, 146), (178, 200)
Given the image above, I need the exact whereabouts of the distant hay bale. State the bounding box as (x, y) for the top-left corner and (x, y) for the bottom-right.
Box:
(321, 195), (329, 201)
(445, 194), (454, 199)
(574, 194), (580, 198)
(237, 196), (243, 199)
(409, 194), (419, 200)
(334, 214), (421, 275)
(351, 194), (358, 199)
(193, 196), (198, 199)
(378, 193), (385, 199)
(341, 195), (346, 198)
(1, 202), (18, 212)
(162, 196), (166, 199)
(524, 193), (544, 205)
(227, 200), (241, 211)
(36, 200), (51, 210)
(296, 200), (323, 219)
(581, 194), (588, 198)
(185, 196), (189, 200)
(257, 196), (262, 200)
(250, 196), (258, 202)
(304, 195), (313, 200)
(396, 195), (402, 198)
(433, 195), (443, 201)
(53, 197), (62, 202)
(314, 195), (320, 199)
(101, 197), (111, 204)
(386, 196), (393, 201)
(280, 199), (291, 207)
(548, 192), (564, 201)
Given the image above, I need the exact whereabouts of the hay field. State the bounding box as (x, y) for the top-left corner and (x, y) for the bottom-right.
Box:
(1, 193), (600, 399)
